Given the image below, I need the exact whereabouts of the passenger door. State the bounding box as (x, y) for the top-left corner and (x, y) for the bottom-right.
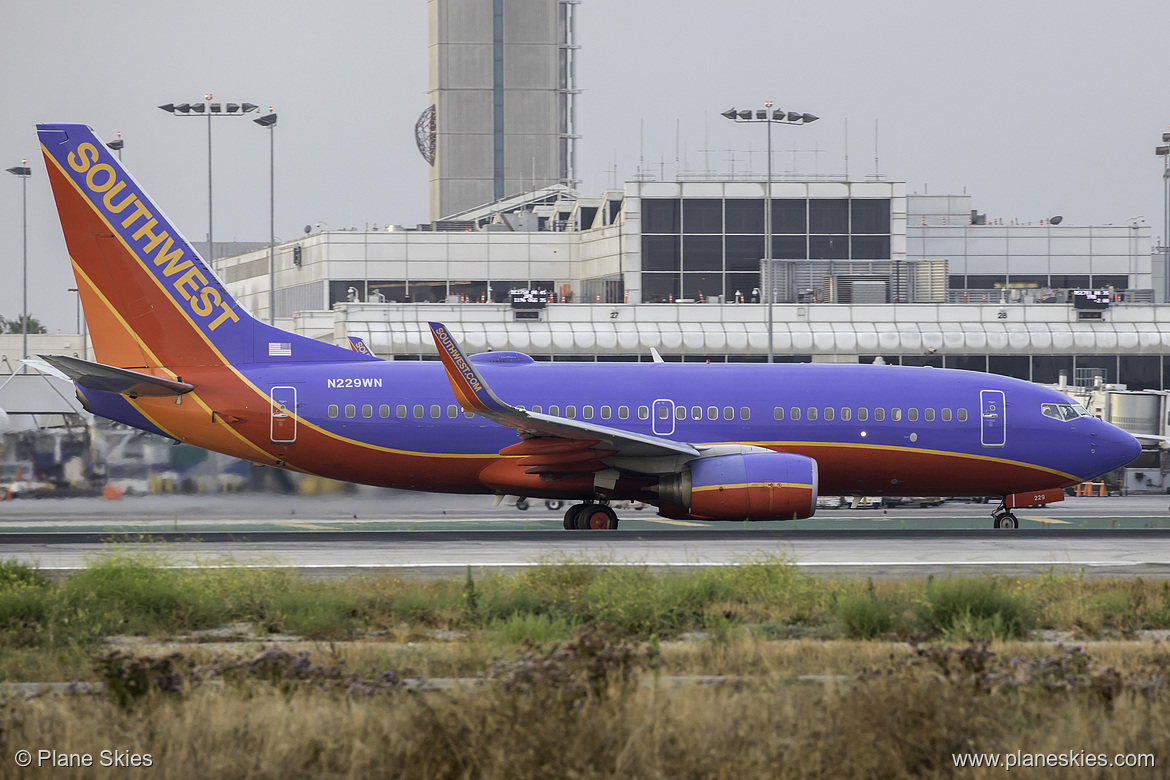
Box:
(270, 386), (298, 444)
(979, 389), (1006, 448)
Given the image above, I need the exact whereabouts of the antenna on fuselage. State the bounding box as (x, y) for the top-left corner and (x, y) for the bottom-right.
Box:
(650, 348), (665, 364)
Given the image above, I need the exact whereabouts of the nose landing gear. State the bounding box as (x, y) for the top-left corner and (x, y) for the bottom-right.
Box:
(563, 502), (619, 530)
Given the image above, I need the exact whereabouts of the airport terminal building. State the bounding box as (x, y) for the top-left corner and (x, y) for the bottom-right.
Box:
(213, 182), (1165, 391)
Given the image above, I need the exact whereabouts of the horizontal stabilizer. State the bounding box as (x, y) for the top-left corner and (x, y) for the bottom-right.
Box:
(38, 354), (194, 397)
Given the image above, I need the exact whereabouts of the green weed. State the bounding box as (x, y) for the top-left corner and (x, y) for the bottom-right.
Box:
(917, 578), (1032, 640)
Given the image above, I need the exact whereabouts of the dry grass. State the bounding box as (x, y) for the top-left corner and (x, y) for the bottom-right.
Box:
(4, 549), (1170, 778)
(4, 638), (1169, 779)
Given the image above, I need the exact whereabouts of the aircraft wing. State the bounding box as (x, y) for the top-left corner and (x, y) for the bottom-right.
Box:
(428, 322), (700, 467)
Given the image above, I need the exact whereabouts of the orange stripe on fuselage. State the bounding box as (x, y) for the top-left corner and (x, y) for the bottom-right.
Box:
(754, 442), (1076, 495)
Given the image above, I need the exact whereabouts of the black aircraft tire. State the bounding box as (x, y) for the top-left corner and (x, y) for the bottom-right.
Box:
(563, 507), (594, 530)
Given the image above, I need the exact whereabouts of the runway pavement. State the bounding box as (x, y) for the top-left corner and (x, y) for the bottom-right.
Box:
(2, 492), (1170, 578)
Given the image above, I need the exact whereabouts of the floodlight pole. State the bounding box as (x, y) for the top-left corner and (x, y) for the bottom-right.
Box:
(159, 97), (259, 263)
(254, 110), (278, 325)
(7, 161), (31, 371)
(722, 104), (818, 363)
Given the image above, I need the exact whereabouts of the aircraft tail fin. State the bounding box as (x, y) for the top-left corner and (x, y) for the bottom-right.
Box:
(37, 123), (373, 371)
(347, 335), (377, 356)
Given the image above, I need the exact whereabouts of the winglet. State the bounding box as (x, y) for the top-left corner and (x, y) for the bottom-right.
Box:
(428, 323), (510, 414)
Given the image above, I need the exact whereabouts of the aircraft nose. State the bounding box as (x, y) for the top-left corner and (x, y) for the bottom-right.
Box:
(1099, 424), (1142, 471)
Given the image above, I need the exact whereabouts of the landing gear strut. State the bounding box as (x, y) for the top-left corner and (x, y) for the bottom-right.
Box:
(991, 501), (1018, 529)
(563, 502), (619, 530)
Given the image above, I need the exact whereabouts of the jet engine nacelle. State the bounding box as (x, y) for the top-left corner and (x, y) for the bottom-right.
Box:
(657, 452), (818, 521)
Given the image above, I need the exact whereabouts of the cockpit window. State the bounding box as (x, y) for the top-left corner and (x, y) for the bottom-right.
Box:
(1041, 402), (1090, 422)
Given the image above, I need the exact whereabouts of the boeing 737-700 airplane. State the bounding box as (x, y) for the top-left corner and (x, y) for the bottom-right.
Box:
(33, 123), (1141, 529)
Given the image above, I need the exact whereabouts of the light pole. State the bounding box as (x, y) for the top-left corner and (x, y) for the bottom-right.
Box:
(106, 132), (124, 161)
(1157, 131), (1170, 301)
(67, 287), (87, 360)
(159, 97), (258, 262)
(721, 104), (818, 362)
(6, 160), (31, 372)
(254, 109), (278, 325)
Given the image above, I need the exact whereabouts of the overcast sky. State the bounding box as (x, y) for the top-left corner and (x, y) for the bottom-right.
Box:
(3, 0), (1170, 332)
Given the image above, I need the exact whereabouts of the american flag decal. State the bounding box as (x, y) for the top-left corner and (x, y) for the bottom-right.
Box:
(268, 342), (292, 357)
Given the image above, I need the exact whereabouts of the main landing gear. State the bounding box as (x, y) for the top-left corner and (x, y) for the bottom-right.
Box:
(563, 502), (619, 530)
(991, 501), (1018, 529)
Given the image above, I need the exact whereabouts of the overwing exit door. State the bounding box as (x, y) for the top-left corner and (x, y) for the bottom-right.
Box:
(270, 386), (297, 444)
(652, 398), (675, 436)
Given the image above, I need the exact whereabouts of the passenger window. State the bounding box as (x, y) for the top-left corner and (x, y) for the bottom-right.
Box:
(395, 404), (406, 419)
(691, 406), (702, 420)
(601, 406), (612, 420)
(345, 404), (356, 419)
(532, 405), (543, 414)
(807, 407), (818, 421)
(791, 407), (801, 421)
(908, 408), (918, 422)
(430, 404), (440, 418)
(925, 408), (935, 421)
(942, 408), (952, 422)
(875, 408), (886, 421)
(362, 404), (373, 419)
(707, 406), (718, 420)
(447, 405), (458, 418)
(841, 407), (851, 421)
(891, 408), (901, 422)
(724, 406), (734, 420)
(774, 407), (784, 421)
(379, 405), (390, 418)
(658, 406), (669, 419)
(566, 406), (577, 419)
(858, 408), (869, 421)
(465, 412), (475, 419)
(739, 407), (750, 420)
(639, 406), (649, 420)
(619, 406), (630, 420)
(957, 408), (968, 422)
(583, 406), (594, 420)
(413, 404), (424, 418)
(824, 407), (835, 421)
(549, 405), (560, 416)
(675, 406), (685, 420)
(327, 404), (339, 418)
